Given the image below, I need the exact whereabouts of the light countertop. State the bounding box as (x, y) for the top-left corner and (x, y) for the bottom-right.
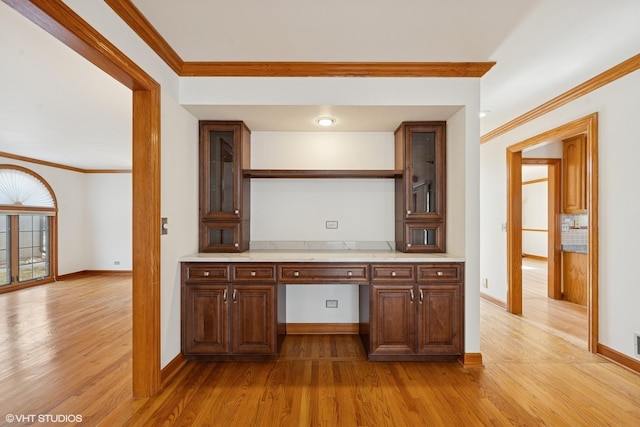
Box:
(180, 250), (464, 263)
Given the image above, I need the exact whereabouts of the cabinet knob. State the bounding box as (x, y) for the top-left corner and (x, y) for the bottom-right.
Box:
(203, 271), (210, 277)
(234, 209), (239, 215)
(347, 271), (353, 278)
(407, 210), (411, 215)
(436, 271), (444, 277)
(407, 244), (412, 248)
(293, 271), (300, 277)
(391, 271), (396, 277)
(250, 271), (256, 277)
(234, 243), (239, 248)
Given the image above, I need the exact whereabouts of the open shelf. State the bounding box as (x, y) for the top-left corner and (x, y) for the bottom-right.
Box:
(244, 169), (403, 179)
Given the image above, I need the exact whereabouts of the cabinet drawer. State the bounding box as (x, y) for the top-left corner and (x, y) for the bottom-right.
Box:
(232, 264), (277, 283)
(185, 264), (229, 282)
(279, 263), (369, 284)
(417, 264), (462, 283)
(371, 264), (415, 282)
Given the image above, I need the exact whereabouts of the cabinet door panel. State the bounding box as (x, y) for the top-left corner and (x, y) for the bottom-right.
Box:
(184, 285), (229, 354)
(417, 285), (461, 355)
(232, 284), (276, 354)
(370, 284), (415, 354)
(562, 134), (586, 213)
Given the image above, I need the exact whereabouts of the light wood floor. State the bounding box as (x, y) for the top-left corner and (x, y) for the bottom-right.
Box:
(522, 258), (588, 347)
(1, 274), (639, 426)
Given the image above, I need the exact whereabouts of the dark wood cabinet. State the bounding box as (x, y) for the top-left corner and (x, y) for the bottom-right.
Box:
(394, 122), (446, 252)
(199, 121), (251, 252)
(182, 260), (463, 362)
(182, 263), (282, 360)
(365, 262), (463, 361)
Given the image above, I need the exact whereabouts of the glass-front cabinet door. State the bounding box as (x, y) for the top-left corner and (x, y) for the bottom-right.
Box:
(405, 223), (444, 253)
(199, 121), (251, 252)
(200, 123), (244, 220)
(404, 123), (445, 220)
(395, 122), (446, 253)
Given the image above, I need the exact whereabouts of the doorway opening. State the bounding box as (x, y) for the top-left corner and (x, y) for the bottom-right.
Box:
(507, 113), (598, 352)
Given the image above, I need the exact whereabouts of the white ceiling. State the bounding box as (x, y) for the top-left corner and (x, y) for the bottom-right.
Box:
(1, 0), (639, 169)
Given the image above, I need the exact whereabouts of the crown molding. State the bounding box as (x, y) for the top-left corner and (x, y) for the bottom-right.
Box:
(481, 53), (640, 144)
(181, 61), (495, 78)
(105, 0), (495, 78)
(0, 151), (131, 174)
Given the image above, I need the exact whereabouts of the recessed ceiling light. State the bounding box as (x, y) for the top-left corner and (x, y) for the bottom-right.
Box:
(316, 117), (336, 127)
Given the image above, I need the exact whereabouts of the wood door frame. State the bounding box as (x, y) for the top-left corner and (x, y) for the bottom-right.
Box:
(4, 0), (162, 396)
(521, 158), (562, 300)
(507, 113), (598, 352)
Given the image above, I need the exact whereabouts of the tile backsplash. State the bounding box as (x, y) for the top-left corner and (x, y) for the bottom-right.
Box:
(561, 214), (588, 246)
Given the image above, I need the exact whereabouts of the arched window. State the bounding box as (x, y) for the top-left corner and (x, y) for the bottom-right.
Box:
(0, 165), (57, 292)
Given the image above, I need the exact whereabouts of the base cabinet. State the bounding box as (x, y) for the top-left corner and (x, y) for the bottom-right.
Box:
(182, 261), (463, 362)
(364, 263), (463, 361)
(182, 263), (282, 360)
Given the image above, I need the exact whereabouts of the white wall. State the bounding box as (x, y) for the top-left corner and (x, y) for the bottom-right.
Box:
(480, 68), (640, 360)
(85, 173), (132, 270)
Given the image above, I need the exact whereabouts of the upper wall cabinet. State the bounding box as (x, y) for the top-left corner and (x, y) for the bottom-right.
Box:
(562, 134), (587, 214)
(394, 122), (446, 253)
(199, 121), (251, 252)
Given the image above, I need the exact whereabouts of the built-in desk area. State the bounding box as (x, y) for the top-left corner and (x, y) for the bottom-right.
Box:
(180, 251), (464, 363)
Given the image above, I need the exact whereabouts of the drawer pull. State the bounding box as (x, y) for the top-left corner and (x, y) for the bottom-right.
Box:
(203, 271), (210, 277)
(391, 271), (396, 277)
(250, 271), (256, 277)
(293, 271), (300, 277)
(347, 271), (353, 278)
(436, 271), (444, 277)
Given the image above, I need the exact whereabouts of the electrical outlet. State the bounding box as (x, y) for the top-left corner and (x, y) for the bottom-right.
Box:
(635, 333), (640, 356)
(482, 277), (488, 288)
(325, 221), (338, 229)
(114, 261), (120, 266)
(326, 299), (338, 308)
